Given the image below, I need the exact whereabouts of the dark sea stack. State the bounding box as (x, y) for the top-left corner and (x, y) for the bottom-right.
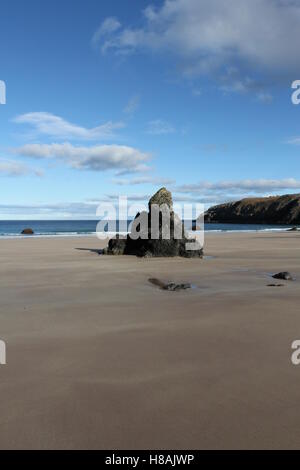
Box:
(105, 235), (127, 255)
(21, 228), (34, 235)
(148, 187), (173, 210)
(106, 188), (203, 258)
(272, 272), (294, 281)
(204, 193), (300, 225)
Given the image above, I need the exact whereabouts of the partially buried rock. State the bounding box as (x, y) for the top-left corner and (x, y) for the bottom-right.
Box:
(287, 226), (299, 232)
(149, 278), (191, 291)
(105, 188), (203, 258)
(272, 272), (293, 281)
(163, 282), (192, 291)
(21, 228), (34, 235)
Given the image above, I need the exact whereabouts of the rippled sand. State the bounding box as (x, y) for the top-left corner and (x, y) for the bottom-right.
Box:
(0, 232), (300, 449)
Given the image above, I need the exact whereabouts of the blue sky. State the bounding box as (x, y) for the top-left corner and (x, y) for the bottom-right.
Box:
(1, 0), (300, 219)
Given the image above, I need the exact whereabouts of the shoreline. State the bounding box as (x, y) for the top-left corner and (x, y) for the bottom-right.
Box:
(0, 227), (297, 239)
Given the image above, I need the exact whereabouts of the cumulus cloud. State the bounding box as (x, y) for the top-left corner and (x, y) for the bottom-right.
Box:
(104, 193), (150, 202)
(14, 112), (124, 140)
(0, 194), (226, 219)
(4, 176), (299, 219)
(169, 177), (300, 208)
(15, 142), (151, 174)
(146, 119), (175, 135)
(112, 176), (175, 186)
(90, 178), (300, 212)
(0, 159), (42, 177)
(0, 196), (150, 218)
(94, 0), (300, 92)
(0, 201), (99, 219)
(102, 192), (226, 210)
(175, 178), (300, 195)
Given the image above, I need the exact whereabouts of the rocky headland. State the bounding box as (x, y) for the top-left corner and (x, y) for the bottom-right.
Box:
(204, 193), (300, 225)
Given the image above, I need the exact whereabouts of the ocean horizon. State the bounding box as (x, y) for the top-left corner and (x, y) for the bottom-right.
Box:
(0, 220), (297, 238)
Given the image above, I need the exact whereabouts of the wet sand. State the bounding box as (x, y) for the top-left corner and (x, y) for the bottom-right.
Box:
(0, 232), (300, 449)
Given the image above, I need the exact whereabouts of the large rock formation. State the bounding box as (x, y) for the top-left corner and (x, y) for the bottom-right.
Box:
(105, 188), (203, 258)
(204, 194), (300, 225)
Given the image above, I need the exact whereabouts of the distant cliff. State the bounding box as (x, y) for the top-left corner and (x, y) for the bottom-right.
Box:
(204, 194), (300, 225)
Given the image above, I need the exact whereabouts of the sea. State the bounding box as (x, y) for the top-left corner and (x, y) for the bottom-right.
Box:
(0, 220), (297, 238)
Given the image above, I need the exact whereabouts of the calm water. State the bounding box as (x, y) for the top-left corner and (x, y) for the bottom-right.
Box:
(0, 220), (296, 238)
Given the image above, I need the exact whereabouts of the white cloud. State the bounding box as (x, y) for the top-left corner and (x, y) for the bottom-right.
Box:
(14, 112), (124, 140)
(175, 178), (300, 194)
(3, 177), (299, 219)
(92, 17), (121, 47)
(15, 142), (151, 174)
(257, 92), (273, 104)
(216, 69), (274, 101)
(123, 94), (140, 115)
(171, 178), (300, 208)
(95, 0), (300, 90)
(112, 176), (175, 186)
(100, 192), (226, 210)
(287, 136), (300, 145)
(0, 158), (42, 177)
(104, 193), (150, 202)
(146, 119), (175, 135)
(0, 194), (228, 220)
(0, 201), (99, 219)
(219, 68), (257, 93)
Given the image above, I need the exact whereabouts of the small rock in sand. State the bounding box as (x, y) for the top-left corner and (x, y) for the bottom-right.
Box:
(272, 272), (293, 281)
(21, 228), (34, 235)
(149, 278), (191, 291)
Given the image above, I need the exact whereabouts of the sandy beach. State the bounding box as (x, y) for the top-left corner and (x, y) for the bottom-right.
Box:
(0, 232), (300, 449)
